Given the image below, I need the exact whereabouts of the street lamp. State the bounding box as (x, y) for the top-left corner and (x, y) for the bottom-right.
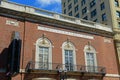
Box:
(58, 67), (67, 80)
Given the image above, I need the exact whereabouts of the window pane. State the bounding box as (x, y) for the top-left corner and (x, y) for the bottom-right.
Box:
(38, 47), (49, 69)
(83, 16), (88, 20)
(75, 5), (79, 12)
(82, 7), (87, 15)
(81, 0), (86, 6)
(86, 52), (96, 72)
(69, 11), (72, 16)
(63, 2), (65, 7)
(68, 0), (71, 3)
(39, 54), (43, 62)
(74, 0), (78, 4)
(118, 22), (120, 28)
(102, 13), (107, 21)
(90, 0), (96, 8)
(75, 13), (80, 18)
(91, 9), (97, 18)
(64, 9), (66, 14)
(115, 0), (119, 7)
(116, 11), (120, 18)
(68, 3), (72, 10)
(65, 50), (74, 71)
(100, 2), (105, 10)
(93, 19), (97, 22)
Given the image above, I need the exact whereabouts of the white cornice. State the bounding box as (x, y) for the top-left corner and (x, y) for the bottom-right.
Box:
(0, 1), (113, 33)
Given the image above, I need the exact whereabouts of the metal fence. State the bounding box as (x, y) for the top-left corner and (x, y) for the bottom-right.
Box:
(25, 61), (106, 74)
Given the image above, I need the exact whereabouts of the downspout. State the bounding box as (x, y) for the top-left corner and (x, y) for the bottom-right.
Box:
(21, 6), (26, 80)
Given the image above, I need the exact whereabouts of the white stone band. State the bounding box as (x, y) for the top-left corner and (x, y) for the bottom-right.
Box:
(105, 74), (120, 78)
(38, 26), (94, 39)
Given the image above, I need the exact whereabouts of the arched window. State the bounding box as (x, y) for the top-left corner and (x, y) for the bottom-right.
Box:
(35, 35), (52, 69)
(84, 42), (97, 72)
(62, 39), (76, 71)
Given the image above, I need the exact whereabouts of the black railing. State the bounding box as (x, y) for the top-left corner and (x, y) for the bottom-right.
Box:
(25, 61), (106, 75)
(80, 65), (106, 74)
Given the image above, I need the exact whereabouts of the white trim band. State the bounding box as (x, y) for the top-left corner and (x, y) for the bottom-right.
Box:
(38, 26), (94, 39)
(105, 74), (120, 78)
(19, 69), (25, 73)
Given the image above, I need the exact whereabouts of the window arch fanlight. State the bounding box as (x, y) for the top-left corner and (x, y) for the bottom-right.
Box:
(35, 34), (52, 70)
(62, 38), (76, 71)
(84, 41), (97, 72)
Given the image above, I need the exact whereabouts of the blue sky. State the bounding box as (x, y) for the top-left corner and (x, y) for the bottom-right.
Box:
(9, 0), (62, 13)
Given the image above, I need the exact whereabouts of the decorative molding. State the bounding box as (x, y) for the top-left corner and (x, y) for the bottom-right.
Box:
(104, 38), (112, 43)
(38, 26), (94, 39)
(6, 20), (19, 26)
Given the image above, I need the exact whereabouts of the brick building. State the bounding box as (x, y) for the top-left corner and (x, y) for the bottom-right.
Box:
(0, 1), (119, 80)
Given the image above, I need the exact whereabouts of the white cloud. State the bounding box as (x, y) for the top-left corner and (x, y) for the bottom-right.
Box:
(36, 0), (61, 7)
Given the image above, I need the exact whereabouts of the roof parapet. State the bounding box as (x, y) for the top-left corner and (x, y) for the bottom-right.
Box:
(0, 0), (112, 32)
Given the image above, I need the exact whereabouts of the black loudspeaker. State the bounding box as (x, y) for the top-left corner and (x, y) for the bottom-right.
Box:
(7, 32), (22, 76)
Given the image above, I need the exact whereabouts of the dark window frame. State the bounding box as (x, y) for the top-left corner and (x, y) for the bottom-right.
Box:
(69, 11), (72, 16)
(102, 13), (107, 21)
(114, 0), (119, 7)
(91, 9), (97, 18)
(75, 13), (80, 18)
(68, 3), (72, 10)
(90, 0), (96, 8)
(82, 7), (87, 15)
(75, 5), (79, 12)
(81, 0), (86, 6)
(100, 2), (105, 10)
(83, 16), (88, 20)
(74, 0), (78, 4)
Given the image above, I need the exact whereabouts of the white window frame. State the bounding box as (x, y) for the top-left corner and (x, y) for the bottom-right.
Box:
(84, 45), (97, 72)
(35, 38), (52, 69)
(62, 41), (76, 71)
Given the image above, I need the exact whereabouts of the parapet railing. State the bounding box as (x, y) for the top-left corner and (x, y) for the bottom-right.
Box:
(0, 0), (112, 32)
(25, 61), (106, 75)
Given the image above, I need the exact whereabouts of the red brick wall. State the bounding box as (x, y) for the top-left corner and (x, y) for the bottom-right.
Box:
(0, 16), (24, 69)
(104, 77), (120, 80)
(0, 16), (119, 80)
(23, 22), (118, 73)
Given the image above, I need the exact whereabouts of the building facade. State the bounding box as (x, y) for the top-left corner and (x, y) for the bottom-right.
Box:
(62, 0), (120, 74)
(62, 0), (113, 26)
(0, 1), (120, 80)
